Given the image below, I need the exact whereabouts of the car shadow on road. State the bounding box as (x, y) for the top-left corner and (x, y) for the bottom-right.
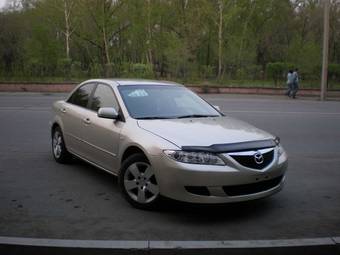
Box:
(67, 156), (279, 224)
(66, 157), (119, 185)
(155, 196), (277, 224)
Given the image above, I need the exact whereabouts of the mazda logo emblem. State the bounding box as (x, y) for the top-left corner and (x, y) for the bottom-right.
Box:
(254, 151), (264, 164)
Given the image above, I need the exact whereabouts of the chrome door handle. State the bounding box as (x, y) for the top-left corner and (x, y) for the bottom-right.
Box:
(60, 108), (66, 113)
(83, 118), (91, 125)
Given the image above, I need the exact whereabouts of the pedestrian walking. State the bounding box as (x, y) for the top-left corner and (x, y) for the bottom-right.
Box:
(291, 68), (299, 99)
(286, 70), (294, 97)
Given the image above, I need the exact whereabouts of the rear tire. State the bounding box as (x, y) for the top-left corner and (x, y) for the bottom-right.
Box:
(119, 153), (161, 210)
(52, 126), (72, 164)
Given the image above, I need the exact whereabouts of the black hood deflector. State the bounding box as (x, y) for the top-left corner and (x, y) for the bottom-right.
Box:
(181, 139), (276, 153)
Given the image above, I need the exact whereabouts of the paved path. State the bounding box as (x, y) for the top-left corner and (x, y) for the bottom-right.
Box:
(0, 93), (339, 240)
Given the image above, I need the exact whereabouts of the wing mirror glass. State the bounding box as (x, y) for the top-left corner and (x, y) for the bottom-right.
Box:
(97, 107), (119, 119)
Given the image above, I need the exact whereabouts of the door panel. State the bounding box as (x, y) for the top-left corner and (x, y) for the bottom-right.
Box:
(79, 83), (123, 173)
(81, 110), (122, 173)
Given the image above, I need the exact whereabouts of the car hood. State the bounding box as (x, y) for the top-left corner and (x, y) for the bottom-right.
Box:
(137, 116), (273, 148)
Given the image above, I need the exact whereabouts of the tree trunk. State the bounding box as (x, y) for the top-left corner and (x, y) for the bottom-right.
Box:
(63, 0), (70, 59)
(217, 0), (223, 79)
(102, 2), (110, 65)
(103, 26), (110, 65)
(146, 0), (153, 65)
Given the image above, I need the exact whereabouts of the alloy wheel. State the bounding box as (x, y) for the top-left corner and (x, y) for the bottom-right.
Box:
(53, 131), (63, 159)
(123, 162), (159, 204)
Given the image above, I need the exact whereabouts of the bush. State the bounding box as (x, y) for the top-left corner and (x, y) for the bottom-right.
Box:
(245, 65), (262, 80)
(119, 62), (154, 78)
(328, 64), (340, 81)
(104, 63), (115, 77)
(129, 63), (154, 78)
(26, 58), (42, 77)
(120, 62), (131, 77)
(235, 68), (247, 80)
(266, 62), (286, 86)
(57, 58), (72, 79)
(90, 63), (103, 77)
(200, 65), (215, 79)
(70, 61), (84, 78)
(232, 65), (263, 80)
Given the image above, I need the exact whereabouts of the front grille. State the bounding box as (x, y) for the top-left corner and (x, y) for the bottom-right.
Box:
(222, 175), (283, 196)
(229, 149), (274, 170)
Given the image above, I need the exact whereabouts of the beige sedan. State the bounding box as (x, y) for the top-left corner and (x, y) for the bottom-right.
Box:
(51, 79), (288, 209)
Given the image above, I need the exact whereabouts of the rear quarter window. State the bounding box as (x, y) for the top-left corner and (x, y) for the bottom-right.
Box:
(68, 83), (95, 108)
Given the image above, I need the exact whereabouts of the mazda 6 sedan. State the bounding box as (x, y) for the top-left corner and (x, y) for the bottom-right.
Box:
(51, 79), (288, 209)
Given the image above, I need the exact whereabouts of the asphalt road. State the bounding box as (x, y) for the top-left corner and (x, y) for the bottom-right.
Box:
(0, 93), (339, 240)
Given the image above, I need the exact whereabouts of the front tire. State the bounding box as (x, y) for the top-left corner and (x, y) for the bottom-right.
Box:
(119, 153), (160, 209)
(52, 126), (72, 163)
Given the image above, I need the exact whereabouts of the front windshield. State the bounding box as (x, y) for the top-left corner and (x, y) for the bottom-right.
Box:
(118, 85), (221, 119)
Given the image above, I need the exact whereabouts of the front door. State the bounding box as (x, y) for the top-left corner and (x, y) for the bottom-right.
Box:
(80, 83), (122, 173)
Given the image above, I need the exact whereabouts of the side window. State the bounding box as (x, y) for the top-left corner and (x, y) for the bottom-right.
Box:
(90, 84), (119, 112)
(68, 83), (95, 108)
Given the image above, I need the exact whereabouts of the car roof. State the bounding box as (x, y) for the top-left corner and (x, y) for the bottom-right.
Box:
(83, 79), (182, 87)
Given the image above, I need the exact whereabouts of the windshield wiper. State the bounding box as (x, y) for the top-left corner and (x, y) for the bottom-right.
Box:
(136, 116), (175, 120)
(175, 114), (219, 119)
(136, 114), (220, 120)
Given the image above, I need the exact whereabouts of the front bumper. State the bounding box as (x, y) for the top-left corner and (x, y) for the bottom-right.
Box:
(149, 148), (288, 204)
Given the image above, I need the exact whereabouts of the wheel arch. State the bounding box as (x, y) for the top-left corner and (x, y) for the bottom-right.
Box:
(51, 122), (60, 135)
(121, 145), (149, 164)
(50, 120), (66, 148)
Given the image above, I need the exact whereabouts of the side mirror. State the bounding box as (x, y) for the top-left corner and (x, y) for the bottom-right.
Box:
(97, 107), (119, 119)
(213, 105), (221, 111)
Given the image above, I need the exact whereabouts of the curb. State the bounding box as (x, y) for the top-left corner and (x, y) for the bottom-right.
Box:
(0, 236), (339, 255)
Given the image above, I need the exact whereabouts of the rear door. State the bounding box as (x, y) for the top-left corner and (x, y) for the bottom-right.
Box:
(80, 83), (123, 173)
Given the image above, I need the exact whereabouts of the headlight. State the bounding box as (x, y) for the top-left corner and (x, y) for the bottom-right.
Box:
(274, 137), (285, 156)
(278, 145), (285, 157)
(164, 150), (225, 165)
